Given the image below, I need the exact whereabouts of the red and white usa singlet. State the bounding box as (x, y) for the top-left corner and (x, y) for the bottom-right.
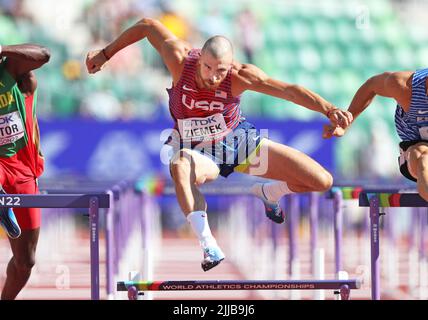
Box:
(166, 49), (243, 144)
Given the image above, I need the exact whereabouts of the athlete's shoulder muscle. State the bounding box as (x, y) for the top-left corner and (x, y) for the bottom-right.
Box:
(162, 39), (192, 83)
(162, 39), (191, 66)
(385, 71), (413, 91)
(384, 71), (413, 107)
(367, 71), (413, 102)
(231, 62), (269, 96)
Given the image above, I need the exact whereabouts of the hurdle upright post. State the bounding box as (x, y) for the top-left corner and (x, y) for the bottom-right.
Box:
(332, 189), (343, 278)
(288, 194), (301, 300)
(89, 196), (100, 300)
(310, 192), (319, 269)
(105, 189), (116, 299)
(369, 194), (381, 300)
(359, 190), (428, 299)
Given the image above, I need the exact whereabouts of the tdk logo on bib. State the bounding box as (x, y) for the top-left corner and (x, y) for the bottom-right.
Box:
(0, 115), (14, 125)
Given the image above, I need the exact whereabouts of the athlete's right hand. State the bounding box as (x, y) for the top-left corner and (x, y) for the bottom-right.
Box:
(86, 49), (108, 74)
(322, 124), (346, 139)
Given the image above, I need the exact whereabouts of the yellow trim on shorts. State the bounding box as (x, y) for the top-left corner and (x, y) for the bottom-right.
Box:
(234, 138), (267, 173)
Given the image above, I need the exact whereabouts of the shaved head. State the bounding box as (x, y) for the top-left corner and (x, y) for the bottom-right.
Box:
(197, 36), (234, 90)
(201, 36), (233, 59)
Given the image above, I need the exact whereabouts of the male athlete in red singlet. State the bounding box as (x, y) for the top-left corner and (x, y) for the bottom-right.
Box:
(0, 43), (50, 299)
(86, 18), (352, 271)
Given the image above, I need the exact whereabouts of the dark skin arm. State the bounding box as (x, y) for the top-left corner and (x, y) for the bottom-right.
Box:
(0, 44), (50, 96)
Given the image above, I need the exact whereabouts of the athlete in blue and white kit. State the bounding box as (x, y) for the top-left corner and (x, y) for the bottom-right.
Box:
(324, 69), (428, 200)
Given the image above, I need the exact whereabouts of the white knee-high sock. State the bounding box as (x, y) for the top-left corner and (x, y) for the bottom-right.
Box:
(187, 211), (217, 248)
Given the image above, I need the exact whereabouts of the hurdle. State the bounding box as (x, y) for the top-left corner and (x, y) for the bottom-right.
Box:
(288, 194), (300, 297)
(161, 181), (325, 299)
(162, 181), (325, 293)
(326, 185), (378, 280)
(0, 193), (110, 300)
(40, 180), (129, 300)
(102, 181), (162, 300)
(117, 279), (362, 300)
(359, 190), (428, 300)
(322, 186), (364, 299)
(327, 185), (415, 288)
(118, 178), (363, 300)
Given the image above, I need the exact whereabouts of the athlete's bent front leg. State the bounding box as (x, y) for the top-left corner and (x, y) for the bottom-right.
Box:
(239, 139), (333, 224)
(241, 139), (333, 192)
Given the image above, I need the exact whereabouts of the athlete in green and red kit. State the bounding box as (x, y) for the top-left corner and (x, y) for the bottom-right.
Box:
(0, 43), (50, 299)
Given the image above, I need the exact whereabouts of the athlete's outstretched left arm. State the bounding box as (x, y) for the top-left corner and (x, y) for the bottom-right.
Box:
(233, 63), (353, 128)
(0, 44), (51, 80)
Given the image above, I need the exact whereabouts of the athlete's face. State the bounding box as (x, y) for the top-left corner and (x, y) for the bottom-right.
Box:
(198, 52), (232, 90)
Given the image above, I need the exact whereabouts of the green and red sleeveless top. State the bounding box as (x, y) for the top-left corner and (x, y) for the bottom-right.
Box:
(0, 59), (44, 179)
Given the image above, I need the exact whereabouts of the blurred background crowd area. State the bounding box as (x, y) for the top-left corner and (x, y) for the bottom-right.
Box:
(1, 0), (428, 179)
